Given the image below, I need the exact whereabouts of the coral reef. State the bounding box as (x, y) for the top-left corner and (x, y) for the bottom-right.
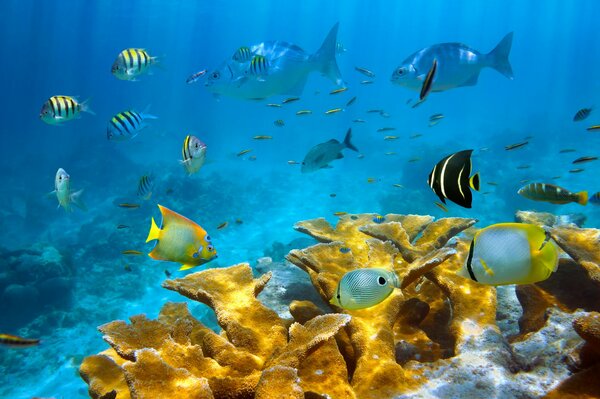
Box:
(80, 212), (600, 398)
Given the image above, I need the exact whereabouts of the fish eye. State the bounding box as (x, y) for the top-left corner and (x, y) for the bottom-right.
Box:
(377, 276), (387, 286)
(211, 72), (220, 79)
(396, 68), (405, 75)
(207, 244), (214, 252)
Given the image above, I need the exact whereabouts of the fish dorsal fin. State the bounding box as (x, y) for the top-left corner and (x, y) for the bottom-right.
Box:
(158, 204), (195, 229)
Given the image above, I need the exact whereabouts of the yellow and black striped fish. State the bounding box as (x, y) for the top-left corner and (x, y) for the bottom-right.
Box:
(428, 150), (480, 209)
(232, 46), (252, 62)
(40, 95), (93, 125)
(518, 183), (587, 206)
(0, 333), (40, 348)
(112, 48), (157, 81)
(107, 109), (158, 141)
(248, 55), (269, 75)
(137, 175), (154, 200)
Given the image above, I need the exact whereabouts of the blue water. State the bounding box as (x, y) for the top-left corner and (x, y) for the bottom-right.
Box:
(1, 1), (599, 397)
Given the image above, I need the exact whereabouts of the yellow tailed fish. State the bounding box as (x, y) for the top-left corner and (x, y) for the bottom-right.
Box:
(458, 223), (558, 285)
(146, 205), (217, 271)
(330, 268), (400, 310)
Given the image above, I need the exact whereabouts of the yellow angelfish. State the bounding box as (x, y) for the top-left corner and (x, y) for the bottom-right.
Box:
(330, 268), (400, 310)
(146, 205), (217, 271)
(458, 223), (558, 286)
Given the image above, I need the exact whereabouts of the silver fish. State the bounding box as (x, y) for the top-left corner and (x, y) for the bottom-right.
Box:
(53, 168), (85, 212)
(301, 128), (358, 173)
(205, 23), (342, 100)
(391, 32), (513, 92)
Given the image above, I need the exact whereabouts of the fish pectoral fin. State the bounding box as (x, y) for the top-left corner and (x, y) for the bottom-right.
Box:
(480, 259), (495, 276)
(179, 264), (195, 271)
(320, 164), (333, 169)
(336, 152), (344, 159)
(145, 217), (161, 243)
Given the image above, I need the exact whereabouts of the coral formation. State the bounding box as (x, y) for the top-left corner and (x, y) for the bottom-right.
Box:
(80, 212), (600, 398)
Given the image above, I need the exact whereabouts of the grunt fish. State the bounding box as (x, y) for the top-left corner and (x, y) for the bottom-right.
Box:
(186, 69), (207, 84)
(237, 149), (252, 156)
(122, 250), (143, 256)
(325, 108), (343, 114)
(296, 110), (312, 115)
(253, 135), (273, 140)
(301, 129), (358, 172)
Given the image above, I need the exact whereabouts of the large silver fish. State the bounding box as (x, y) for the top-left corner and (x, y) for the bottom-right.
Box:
(301, 128), (358, 173)
(391, 32), (513, 92)
(205, 23), (343, 100)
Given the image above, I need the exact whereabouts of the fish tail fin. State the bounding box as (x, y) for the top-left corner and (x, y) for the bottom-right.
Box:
(487, 32), (514, 79)
(80, 98), (96, 116)
(140, 104), (158, 120)
(469, 173), (480, 191)
(577, 191), (588, 206)
(70, 189), (87, 211)
(311, 22), (343, 86)
(146, 217), (161, 243)
(343, 128), (358, 152)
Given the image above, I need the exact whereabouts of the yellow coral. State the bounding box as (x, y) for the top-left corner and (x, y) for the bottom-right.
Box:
(80, 213), (600, 399)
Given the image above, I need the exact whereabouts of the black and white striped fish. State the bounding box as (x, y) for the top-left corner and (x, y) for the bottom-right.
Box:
(573, 107), (592, 122)
(427, 149), (480, 208)
(137, 175), (154, 200)
(40, 95), (94, 125)
(112, 48), (158, 81)
(232, 46), (252, 62)
(107, 109), (158, 141)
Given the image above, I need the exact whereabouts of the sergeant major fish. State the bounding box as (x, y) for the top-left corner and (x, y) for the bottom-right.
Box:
(52, 168), (85, 212)
(107, 108), (158, 141)
(301, 128), (358, 173)
(205, 23), (343, 100)
(112, 48), (158, 81)
(391, 33), (514, 93)
(40, 96), (94, 125)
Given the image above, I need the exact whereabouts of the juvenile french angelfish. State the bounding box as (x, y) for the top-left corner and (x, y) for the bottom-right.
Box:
(107, 108), (158, 141)
(39, 96), (94, 125)
(146, 204), (217, 271)
(53, 168), (85, 212)
(391, 32), (514, 93)
(111, 48), (158, 81)
(330, 268), (400, 310)
(181, 135), (207, 175)
(205, 23), (343, 100)
(458, 223), (559, 286)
